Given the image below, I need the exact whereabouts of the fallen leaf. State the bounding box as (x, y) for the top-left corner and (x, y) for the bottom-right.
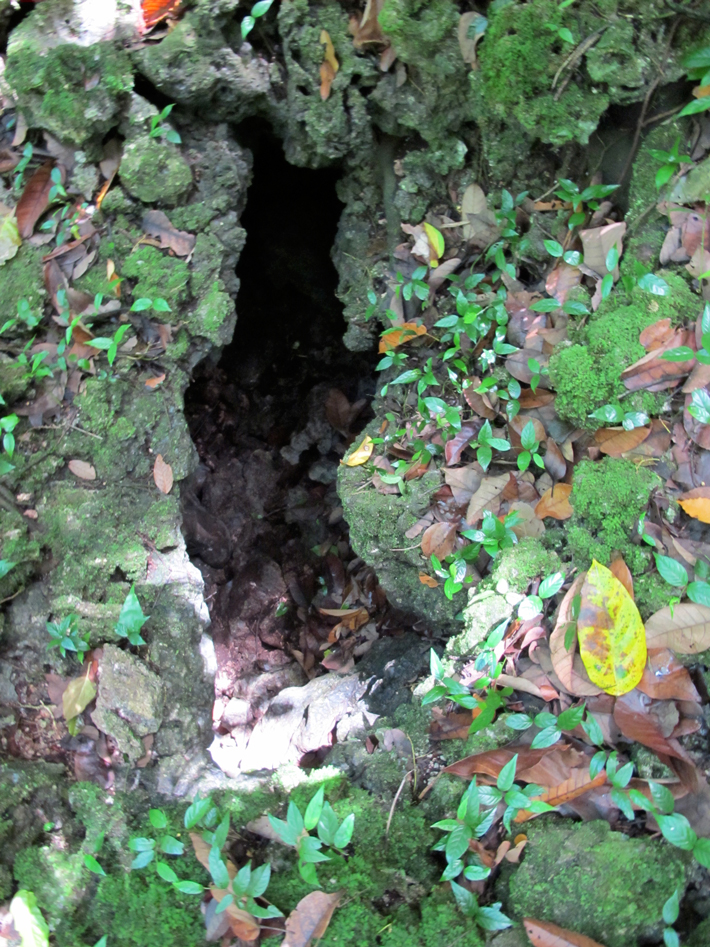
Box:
(423, 223), (445, 265)
(545, 261), (583, 304)
(142, 210), (196, 257)
(145, 374), (166, 389)
(466, 473), (511, 524)
(515, 769), (607, 823)
(445, 423), (482, 466)
(99, 137), (122, 179)
(442, 744), (567, 781)
(443, 464), (483, 505)
(378, 322), (427, 352)
(593, 426), (651, 456)
(645, 602), (710, 653)
(544, 439), (567, 480)
(524, 917), (608, 947)
(609, 555), (634, 599)
(613, 689), (694, 762)
(16, 161), (62, 238)
(68, 460), (97, 481)
(678, 487), (710, 523)
(153, 454), (173, 494)
(460, 183), (490, 242)
(62, 672), (97, 720)
(283, 891), (342, 947)
(637, 648), (701, 701)
(639, 318), (674, 351)
(349, 0), (387, 47)
(141, 0), (183, 30)
(621, 329), (696, 391)
(579, 221), (626, 277)
(508, 502), (545, 539)
(0, 208), (21, 265)
(506, 349), (551, 387)
(549, 575), (603, 697)
(421, 521), (457, 559)
(535, 483), (573, 520)
(419, 573), (439, 588)
(429, 709), (472, 740)
(577, 560), (646, 696)
(320, 30), (339, 100)
(342, 435), (373, 466)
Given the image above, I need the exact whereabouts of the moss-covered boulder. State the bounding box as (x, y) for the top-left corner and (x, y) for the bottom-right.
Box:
(119, 135), (193, 206)
(503, 818), (689, 947)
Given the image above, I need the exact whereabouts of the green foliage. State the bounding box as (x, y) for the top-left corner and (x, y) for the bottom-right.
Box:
(506, 700), (586, 749)
(0, 297), (42, 336)
(241, 0), (275, 40)
(648, 137), (693, 190)
(114, 585), (149, 646)
(149, 104), (181, 145)
(679, 46), (710, 117)
(45, 614), (89, 662)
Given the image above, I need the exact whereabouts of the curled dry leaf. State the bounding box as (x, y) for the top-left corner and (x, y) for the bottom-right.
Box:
(515, 769), (607, 823)
(16, 161), (62, 238)
(593, 425), (651, 457)
(442, 744), (564, 781)
(678, 486), (710, 523)
(544, 439), (567, 480)
(535, 483), (573, 520)
(577, 561), (646, 696)
(419, 573), (439, 588)
(445, 422), (482, 465)
(613, 689), (694, 763)
(443, 464), (482, 505)
(421, 521), (457, 559)
(639, 318), (674, 351)
(283, 890), (342, 947)
(466, 472), (510, 524)
(320, 30), (339, 100)
(549, 575), (603, 697)
(378, 322), (427, 352)
(68, 459), (97, 481)
(524, 917), (608, 947)
(637, 648), (701, 702)
(142, 210), (196, 258)
(145, 373), (166, 389)
(644, 602), (710, 653)
(153, 454), (173, 494)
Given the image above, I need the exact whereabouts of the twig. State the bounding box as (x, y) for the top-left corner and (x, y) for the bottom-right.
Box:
(552, 29), (607, 97)
(70, 423), (103, 440)
(386, 770), (412, 837)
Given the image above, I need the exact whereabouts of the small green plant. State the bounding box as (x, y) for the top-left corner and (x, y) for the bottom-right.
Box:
(240, 0), (274, 40)
(461, 509), (520, 558)
(128, 803), (204, 897)
(0, 560), (16, 580)
(505, 701), (586, 749)
(0, 410), (19, 458)
(679, 46), (710, 117)
(654, 553), (710, 607)
(661, 888), (681, 947)
(553, 179), (619, 230)
(129, 808), (185, 868)
(149, 104), (181, 144)
(516, 570), (566, 622)
(516, 419), (544, 472)
(588, 403), (649, 430)
(648, 136), (693, 190)
(0, 298), (42, 336)
(395, 265), (430, 303)
(268, 786), (355, 886)
(12, 142), (34, 191)
(114, 585), (149, 646)
(16, 343), (53, 382)
(45, 614), (90, 661)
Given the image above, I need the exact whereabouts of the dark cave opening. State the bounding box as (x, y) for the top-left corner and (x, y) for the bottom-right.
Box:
(182, 124), (404, 747)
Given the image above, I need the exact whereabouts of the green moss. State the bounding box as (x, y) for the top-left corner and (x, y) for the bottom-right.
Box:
(119, 135), (192, 206)
(121, 246), (191, 312)
(0, 508), (41, 600)
(504, 817), (688, 947)
(491, 538), (561, 594)
(14, 846), (85, 937)
(567, 457), (657, 574)
(453, 591), (517, 658)
(6, 15), (132, 147)
(0, 245), (47, 323)
(189, 281), (235, 346)
(688, 917), (710, 947)
(634, 570), (677, 620)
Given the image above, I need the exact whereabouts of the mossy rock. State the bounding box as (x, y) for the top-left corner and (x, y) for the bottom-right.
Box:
(503, 817), (689, 947)
(688, 917), (710, 946)
(119, 135), (193, 206)
(567, 456), (657, 574)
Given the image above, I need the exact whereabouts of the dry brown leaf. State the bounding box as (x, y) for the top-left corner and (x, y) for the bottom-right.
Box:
(145, 373), (166, 389)
(613, 689), (694, 761)
(349, 0), (387, 47)
(535, 483), (573, 520)
(637, 648), (701, 702)
(609, 555), (634, 599)
(506, 349), (551, 387)
(645, 602), (710, 653)
(621, 330), (696, 391)
(68, 459), (96, 481)
(524, 917), (608, 947)
(379, 322), (427, 352)
(594, 426), (651, 456)
(443, 464), (482, 505)
(466, 473), (510, 524)
(283, 890), (342, 947)
(442, 744), (565, 780)
(579, 221), (626, 277)
(544, 439), (567, 480)
(16, 161), (61, 238)
(421, 521), (457, 559)
(153, 454), (173, 494)
(419, 573), (439, 588)
(678, 486), (710, 523)
(142, 210), (196, 257)
(515, 769), (607, 823)
(445, 423), (481, 466)
(639, 318), (674, 351)
(549, 575), (603, 697)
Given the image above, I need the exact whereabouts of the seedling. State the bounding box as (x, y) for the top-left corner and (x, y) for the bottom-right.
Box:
(149, 104), (181, 144)
(506, 701), (586, 749)
(114, 585), (149, 646)
(12, 142), (33, 191)
(461, 509), (520, 558)
(0, 297), (42, 336)
(661, 889), (681, 947)
(588, 403), (649, 430)
(0, 412), (19, 458)
(45, 614), (90, 662)
(553, 179), (619, 229)
(268, 787), (355, 886)
(649, 137), (693, 190)
(395, 266), (430, 303)
(516, 419), (544, 472)
(654, 552), (710, 606)
(241, 0), (275, 40)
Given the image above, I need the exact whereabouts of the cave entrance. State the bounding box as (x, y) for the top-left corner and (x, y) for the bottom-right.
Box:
(183, 124), (401, 767)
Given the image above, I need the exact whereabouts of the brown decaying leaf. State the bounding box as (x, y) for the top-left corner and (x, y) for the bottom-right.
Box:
(515, 769), (607, 823)
(16, 161), (63, 238)
(442, 744), (570, 781)
(645, 601), (710, 652)
(637, 648), (701, 702)
(421, 521), (457, 559)
(593, 425), (650, 457)
(506, 349), (551, 387)
(153, 454), (173, 494)
(419, 573), (439, 588)
(535, 483), (573, 520)
(639, 318), (674, 352)
(62, 672), (96, 720)
(145, 373), (166, 389)
(678, 486), (710, 523)
(142, 210), (196, 257)
(466, 472), (510, 524)
(621, 329), (696, 391)
(283, 890), (342, 947)
(579, 221), (626, 277)
(378, 322), (427, 352)
(68, 459), (97, 481)
(609, 556), (633, 599)
(549, 575), (603, 697)
(613, 689), (694, 762)
(524, 917), (608, 947)
(445, 422), (482, 465)
(349, 0), (387, 46)
(544, 439), (567, 480)
(429, 709), (473, 740)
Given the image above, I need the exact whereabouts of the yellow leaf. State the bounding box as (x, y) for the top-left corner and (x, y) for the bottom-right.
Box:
(577, 560), (646, 696)
(423, 222), (444, 266)
(320, 30), (339, 73)
(0, 209), (21, 266)
(341, 435), (373, 466)
(378, 322), (427, 352)
(678, 496), (710, 523)
(62, 672), (97, 721)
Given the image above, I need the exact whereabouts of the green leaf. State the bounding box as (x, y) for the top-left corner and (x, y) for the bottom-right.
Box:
(563, 250), (581, 265)
(184, 796), (212, 829)
(562, 300), (589, 316)
(664, 929), (680, 947)
(84, 854), (106, 876)
(530, 298), (561, 312)
(475, 903), (512, 931)
(557, 704), (585, 730)
(582, 713), (604, 747)
(531, 727), (562, 749)
(463, 863), (490, 882)
(520, 420), (537, 450)
(430, 649), (445, 680)
(333, 813), (355, 849)
(506, 713), (533, 730)
(131, 850), (155, 869)
(544, 239), (564, 257)
(449, 880), (477, 917)
(149, 809), (167, 830)
(657, 812), (697, 850)
(654, 553), (688, 587)
(693, 836), (710, 868)
(649, 781), (676, 815)
(422, 685), (448, 705)
(268, 814), (299, 847)
(247, 862), (271, 898)
(317, 804), (339, 847)
(539, 572), (565, 599)
(446, 823), (473, 862)
(600, 272), (614, 299)
(0, 560), (16, 579)
(10, 891), (49, 947)
(304, 788), (325, 831)
(590, 750), (607, 779)
(497, 754), (518, 792)
(679, 97), (710, 117)
(129, 837), (156, 852)
(160, 836), (184, 856)
(173, 880), (203, 895)
(252, 1), (274, 19)
(156, 861), (179, 884)
(610, 787), (635, 821)
(663, 889), (680, 925)
(638, 272), (670, 295)
(661, 346), (695, 362)
(605, 246), (619, 271)
(209, 846), (230, 889)
(130, 298), (153, 311)
(115, 585), (149, 642)
(152, 298), (172, 312)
